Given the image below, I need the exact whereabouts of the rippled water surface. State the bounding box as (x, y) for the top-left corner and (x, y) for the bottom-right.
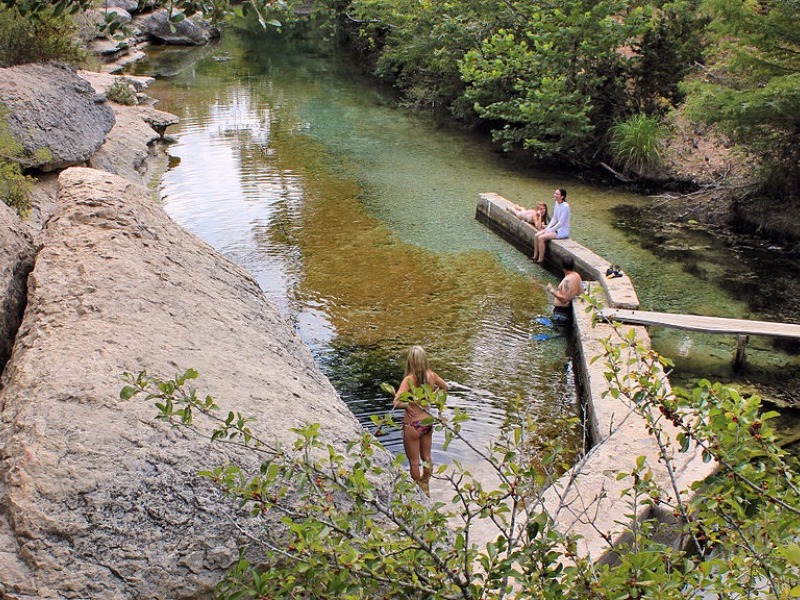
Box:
(132, 32), (799, 460)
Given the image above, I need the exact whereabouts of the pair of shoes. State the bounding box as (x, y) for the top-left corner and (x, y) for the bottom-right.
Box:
(605, 265), (623, 279)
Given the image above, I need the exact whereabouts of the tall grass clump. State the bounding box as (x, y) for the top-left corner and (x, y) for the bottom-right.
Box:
(609, 113), (666, 175)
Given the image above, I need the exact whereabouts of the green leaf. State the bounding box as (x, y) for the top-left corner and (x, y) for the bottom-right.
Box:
(782, 543), (800, 566)
(119, 386), (138, 400)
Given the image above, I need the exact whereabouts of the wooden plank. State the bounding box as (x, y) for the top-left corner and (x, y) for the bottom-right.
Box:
(600, 308), (800, 340)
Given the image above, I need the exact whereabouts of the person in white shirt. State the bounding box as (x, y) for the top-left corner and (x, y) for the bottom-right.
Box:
(533, 188), (570, 264)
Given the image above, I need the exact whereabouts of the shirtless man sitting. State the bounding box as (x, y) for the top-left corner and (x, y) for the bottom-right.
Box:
(545, 256), (582, 325)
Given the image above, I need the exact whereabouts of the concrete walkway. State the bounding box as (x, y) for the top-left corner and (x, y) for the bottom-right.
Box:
(472, 192), (717, 564)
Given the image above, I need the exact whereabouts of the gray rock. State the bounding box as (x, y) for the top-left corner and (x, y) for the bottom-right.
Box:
(88, 103), (178, 185)
(0, 167), (373, 598)
(138, 9), (220, 46)
(0, 202), (34, 374)
(0, 63), (115, 172)
(75, 70), (178, 185)
(102, 6), (133, 25)
(139, 104), (179, 136)
(113, 0), (140, 13)
(20, 174), (59, 239)
(79, 6), (134, 35)
(78, 70), (155, 95)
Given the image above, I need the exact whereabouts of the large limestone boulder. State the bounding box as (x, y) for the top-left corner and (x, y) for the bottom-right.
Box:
(0, 64), (115, 172)
(138, 9), (220, 46)
(0, 202), (34, 374)
(0, 168), (371, 598)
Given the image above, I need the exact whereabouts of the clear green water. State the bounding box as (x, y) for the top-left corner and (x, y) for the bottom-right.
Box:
(132, 32), (799, 459)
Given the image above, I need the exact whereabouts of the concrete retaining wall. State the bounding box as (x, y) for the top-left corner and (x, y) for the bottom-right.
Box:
(476, 192), (716, 563)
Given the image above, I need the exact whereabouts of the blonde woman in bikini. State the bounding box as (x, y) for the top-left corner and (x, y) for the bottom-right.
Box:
(507, 200), (550, 230)
(393, 346), (448, 493)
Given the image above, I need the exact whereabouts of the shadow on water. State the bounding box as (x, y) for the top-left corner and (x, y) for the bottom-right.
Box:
(612, 204), (800, 424)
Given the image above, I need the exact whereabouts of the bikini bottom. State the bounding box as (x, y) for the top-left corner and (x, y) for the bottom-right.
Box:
(407, 420), (433, 435)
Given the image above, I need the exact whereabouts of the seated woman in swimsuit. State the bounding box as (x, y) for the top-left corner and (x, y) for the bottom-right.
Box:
(393, 345), (448, 494)
(507, 201), (549, 230)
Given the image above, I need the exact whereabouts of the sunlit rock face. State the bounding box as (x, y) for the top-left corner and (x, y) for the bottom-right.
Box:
(0, 167), (374, 599)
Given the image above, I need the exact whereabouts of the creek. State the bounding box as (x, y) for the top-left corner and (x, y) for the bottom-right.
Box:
(130, 31), (799, 462)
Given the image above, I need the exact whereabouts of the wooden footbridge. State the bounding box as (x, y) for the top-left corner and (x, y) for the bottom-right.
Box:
(599, 308), (800, 369)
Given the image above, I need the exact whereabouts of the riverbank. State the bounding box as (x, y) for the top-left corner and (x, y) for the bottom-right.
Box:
(0, 52), (396, 595)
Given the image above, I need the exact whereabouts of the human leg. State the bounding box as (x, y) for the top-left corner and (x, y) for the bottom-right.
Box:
(403, 425), (422, 482)
(532, 230), (543, 261)
(418, 430), (434, 495)
(536, 231), (556, 263)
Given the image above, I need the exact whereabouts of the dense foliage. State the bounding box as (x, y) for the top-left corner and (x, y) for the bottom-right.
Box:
(683, 0), (800, 202)
(122, 320), (800, 599)
(297, 0), (706, 171)
(2, 0), (797, 204)
(0, 106), (32, 217)
(0, 5), (84, 67)
(288, 0), (796, 203)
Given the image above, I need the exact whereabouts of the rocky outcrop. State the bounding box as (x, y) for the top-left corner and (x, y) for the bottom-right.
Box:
(4, 70), (176, 232)
(88, 102), (178, 186)
(0, 63), (115, 172)
(0, 203), (34, 374)
(138, 9), (220, 46)
(0, 168), (375, 598)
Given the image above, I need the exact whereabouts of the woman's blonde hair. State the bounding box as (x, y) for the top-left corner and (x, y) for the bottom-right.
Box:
(537, 202), (549, 226)
(404, 345), (429, 387)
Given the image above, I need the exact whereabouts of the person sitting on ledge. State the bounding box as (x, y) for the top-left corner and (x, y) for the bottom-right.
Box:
(545, 255), (582, 326)
(533, 188), (570, 264)
(507, 200), (549, 230)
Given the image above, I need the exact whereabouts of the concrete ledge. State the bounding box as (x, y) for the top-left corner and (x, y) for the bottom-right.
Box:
(476, 192), (639, 310)
(541, 294), (716, 562)
(476, 192), (716, 563)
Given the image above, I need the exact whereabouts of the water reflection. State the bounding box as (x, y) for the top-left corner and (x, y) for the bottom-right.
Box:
(139, 35), (582, 468)
(135, 30), (797, 467)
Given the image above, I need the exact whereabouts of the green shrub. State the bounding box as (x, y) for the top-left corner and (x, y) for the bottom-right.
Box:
(0, 106), (32, 218)
(0, 5), (85, 67)
(609, 113), (666, 175)
(122, 324), (800, 600)
(106, 79), (137, 106)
